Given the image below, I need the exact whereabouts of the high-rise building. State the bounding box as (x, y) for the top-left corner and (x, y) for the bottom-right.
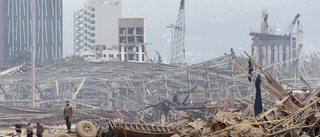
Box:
(119, 18), (148, 62)
(0, 0), (63, 65)
(74, 0), (121, 61)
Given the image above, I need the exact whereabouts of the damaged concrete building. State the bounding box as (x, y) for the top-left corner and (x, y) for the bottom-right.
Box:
(119, 18), (149, 62)
(250, 9), (303, 67)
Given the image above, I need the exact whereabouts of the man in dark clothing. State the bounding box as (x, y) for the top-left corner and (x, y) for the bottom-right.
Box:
(14, 120), (22, 137)
(26, 121), (33, 137)
(36, 123), (44, 137)
(248, 59), (254, 82)
(64, 100), (73, 132)
(254, 74), (263, 116)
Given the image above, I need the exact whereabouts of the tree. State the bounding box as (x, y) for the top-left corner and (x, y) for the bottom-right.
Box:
(9, 50), (31, 64)
(69, 55), (85, 63)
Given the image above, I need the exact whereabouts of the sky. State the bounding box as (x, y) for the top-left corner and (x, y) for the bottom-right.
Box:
(63, 0), (320, 64)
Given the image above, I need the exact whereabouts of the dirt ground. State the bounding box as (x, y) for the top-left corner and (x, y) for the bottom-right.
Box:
(0, 129), (76, 137)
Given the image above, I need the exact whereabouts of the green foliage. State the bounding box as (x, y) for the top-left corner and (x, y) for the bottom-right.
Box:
(9, 50), (31, 64)
(69, 55), (85, 63)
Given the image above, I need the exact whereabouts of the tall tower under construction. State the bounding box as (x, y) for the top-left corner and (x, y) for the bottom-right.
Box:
(250, 9), (303, 66)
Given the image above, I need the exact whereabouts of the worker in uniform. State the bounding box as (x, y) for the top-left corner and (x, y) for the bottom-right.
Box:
(25, 121), (34, 137)
(63, 100), (74, 132)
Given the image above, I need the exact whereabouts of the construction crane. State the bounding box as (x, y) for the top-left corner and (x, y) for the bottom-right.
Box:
(170, 0), (185, 64)
(282, 14), (300, 36)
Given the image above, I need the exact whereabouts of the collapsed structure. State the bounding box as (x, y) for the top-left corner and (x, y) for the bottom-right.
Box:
(0, 48), (320, 136)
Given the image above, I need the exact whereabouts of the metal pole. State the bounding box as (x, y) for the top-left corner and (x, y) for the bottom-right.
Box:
(167, 24), (175, 63)
(31, 0), (36, 108)
(171, 27), (174, 63)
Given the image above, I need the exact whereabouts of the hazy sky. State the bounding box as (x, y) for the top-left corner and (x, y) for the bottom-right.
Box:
(63, 0), (320, 64)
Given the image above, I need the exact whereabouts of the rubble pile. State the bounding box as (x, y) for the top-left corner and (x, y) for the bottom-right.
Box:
(173, 111), (265, 137)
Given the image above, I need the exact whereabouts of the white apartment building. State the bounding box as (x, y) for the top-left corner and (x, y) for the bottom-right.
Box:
(74, 0), (121, 61)
(118, 18), (148, 62)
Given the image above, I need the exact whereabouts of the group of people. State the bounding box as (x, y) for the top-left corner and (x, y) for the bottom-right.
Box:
(13, 100), (74, 137)
(14, 121), (44, 137)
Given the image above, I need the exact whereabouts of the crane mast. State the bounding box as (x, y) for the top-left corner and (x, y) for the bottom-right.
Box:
(171, 0), (185, 64)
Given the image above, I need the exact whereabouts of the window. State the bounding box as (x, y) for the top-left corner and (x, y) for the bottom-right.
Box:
(142, 54), (144, 61)
(124, 46), (127, 52)
(128, 27), (135, 34)
(124, 54), (127, 61)
(128, 36), (135, 43)
(137, 36), (143, 43)
(136, 54), (139, 61)
(119, 45), (121, 52)
(103, 46), (106, 50)
(142, 45), (145, 52)
(136, 27), (143, 34)
(292, 38), (297, 57)
(283, 46), (287, 62)
(109, 54), (114, 58)
(136, 47), (139, 52)
(119, 36), (126, 43)
(128, 46), (133, 52)
(103, 54), (106, 57)
(128, 54), (134, 60)
(119, 28), (126, 35)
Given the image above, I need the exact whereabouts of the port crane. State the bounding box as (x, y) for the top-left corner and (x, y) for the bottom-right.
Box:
(282, 14), (300, 36)
(169, 0), (185, 64)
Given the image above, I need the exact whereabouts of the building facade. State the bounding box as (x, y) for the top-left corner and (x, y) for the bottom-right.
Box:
(118, 18), (148, 62)
(0, 0), (63, 65)
(74, 0), (121, 61)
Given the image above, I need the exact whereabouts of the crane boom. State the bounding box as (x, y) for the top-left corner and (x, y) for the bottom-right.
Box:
(283, 14), (300, 36)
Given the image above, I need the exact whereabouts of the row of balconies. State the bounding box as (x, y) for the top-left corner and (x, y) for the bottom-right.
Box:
(121, 53), (145, 62)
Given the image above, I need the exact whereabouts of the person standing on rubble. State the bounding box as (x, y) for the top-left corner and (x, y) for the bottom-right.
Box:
(25, 121), (33, 137)
(14, 120), (22, 137)
(63, 100), (74, 132)
(36, 123), (44, 137)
